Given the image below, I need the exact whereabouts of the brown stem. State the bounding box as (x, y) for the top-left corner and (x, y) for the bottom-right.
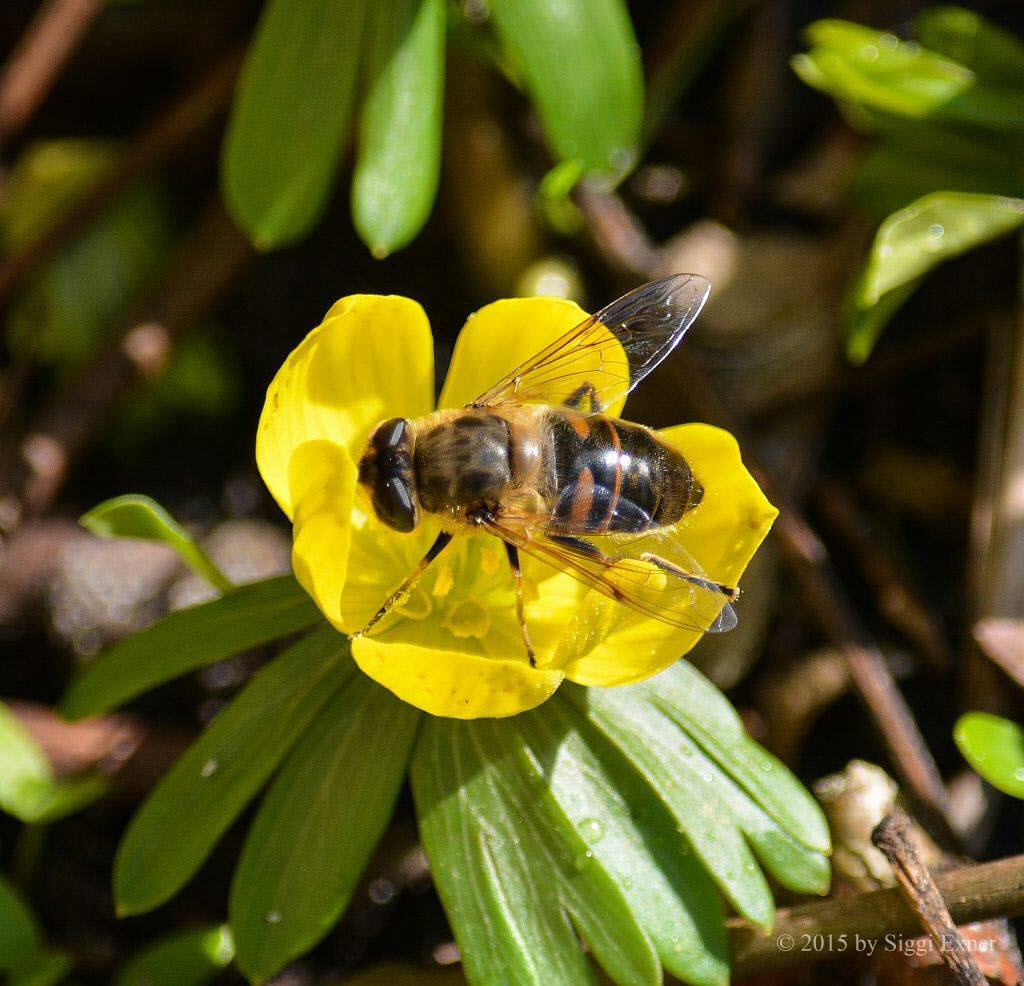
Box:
(0, 0), (102, 146)
(816, 478), (951, 673)
(872, 810), (987, 986)
(0, 200), (253, 527)
(729, 853), (1024, 976)
(574, 184), (958, 850)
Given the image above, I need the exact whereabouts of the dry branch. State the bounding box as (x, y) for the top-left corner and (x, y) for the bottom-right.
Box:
(729, 854), (1024, 977)
(872, 810), (986, 986)
(0, 0), (101, 146)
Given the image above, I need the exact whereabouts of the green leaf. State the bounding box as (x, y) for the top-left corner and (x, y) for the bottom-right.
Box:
(954, 712), (1024, 798)
(858, 191), (1024, 307)
(113, 925), (234, 986)
(793, 20), (974, 118)
(522, 699), (728, 986)
(59, 574), (322, 721)
(487, 0), (643, 180)
(0, 702), (106, 823)
(0, 874), (41, 972)
(230, 676), (420, 983)
(81, 494), (231, 593)
(845, 275), (922, 365)
(914, 7), (1024, 90)
(564, 665), (831, 931)
(794, 20), (1024, 133)
(413, 716), (660, 986)
(222, 0), (370, 248)
(7, 949), (73, 986)
(351, 0), (445, 258)
(641, 661), (830, 854)
(114, 626), (351, 916)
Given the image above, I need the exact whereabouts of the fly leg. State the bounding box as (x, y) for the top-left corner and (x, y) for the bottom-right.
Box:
(638, 552), (738, 601)
(503, 541), (536, 667)
(563, 382), (602, 413)
(357, 531), (453, 636)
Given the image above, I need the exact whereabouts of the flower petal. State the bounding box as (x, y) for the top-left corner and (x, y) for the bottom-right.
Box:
(289, 440), (358, 628)
(352, 637), (564, 718)
(437, 297), (628, 417)
(558, 423), (777, 687)
(256, 295), (434, 519)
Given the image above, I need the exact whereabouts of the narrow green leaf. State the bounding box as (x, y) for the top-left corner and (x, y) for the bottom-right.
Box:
(0, 874), (41, 972)
(914, 7), (1024, 90)
(7, 949), (73, 986)
(352, 0), (445, 258)
(487, 0), (643, 179)
(222, 0), (370, 248)
(565, 668), (832, 926)
(231, 676), (420, 984)
(858, 191), (1024, 306)
(0, 702), (106, 823)
(81, 494), (231, 593)
(641, 661), (830, 854)
(114, 626), (351, 916)
(564, 686), (770, 929)
(845, 273), (922, 364)
(794, 20), (973, 118)
(60, 575), (322, 721)
(795, 20), (1024, 132)
(954, 712), (1024, 798)
(412, 717), (660, 986)
(113, 925), (234, 986)
(524, 699), (728, 986)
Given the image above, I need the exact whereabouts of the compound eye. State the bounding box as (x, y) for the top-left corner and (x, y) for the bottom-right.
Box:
(373, 475), (417, 532)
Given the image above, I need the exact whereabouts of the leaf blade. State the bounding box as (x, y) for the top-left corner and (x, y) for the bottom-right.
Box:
(230, 676), (420, 983)
(412, 716), (660, 986)
(487, 0), (643, 179)
(222, 0), (370, 248)
(81, 494), (231, 592)
(351, 0), (445, 258)
(954, 711), (1024, 798)
(113, 925), (234, 986)
(113, 626), (351, 916)
(59, 575), (322, 721)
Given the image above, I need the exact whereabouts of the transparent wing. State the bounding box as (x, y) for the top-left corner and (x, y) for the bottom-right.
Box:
(471, 273), (711, 413)
(485, 515), (737, 635)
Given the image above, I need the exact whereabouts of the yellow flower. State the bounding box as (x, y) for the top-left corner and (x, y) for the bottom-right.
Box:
(256, 294), (776, 719)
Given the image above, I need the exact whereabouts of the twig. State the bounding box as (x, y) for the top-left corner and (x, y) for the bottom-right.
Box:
(574, 184), (959, 849)
(0, 47), (242, 307)
(729, 853), (1024, 976)
(0, 201), (253, 528)
(0, 0), (102, 146)
(816, 478), (951, 672)
(973, 619), (1024, 691)
(872, 810), (987, 986)
(6, 699), (191, 798)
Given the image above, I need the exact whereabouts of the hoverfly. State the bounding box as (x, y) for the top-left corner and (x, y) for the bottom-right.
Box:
(355, 274), (737, 665)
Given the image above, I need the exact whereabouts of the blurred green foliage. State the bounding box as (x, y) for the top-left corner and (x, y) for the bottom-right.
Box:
(1, 140), (169, 372)
(794, 9), (1024, 362)
(222, 0), (643, 256)
(0, 701), (106, 825)
(954, 711), (1024, 799)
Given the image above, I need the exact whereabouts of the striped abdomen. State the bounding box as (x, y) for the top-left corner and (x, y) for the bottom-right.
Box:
(548, 410), (702, 534)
